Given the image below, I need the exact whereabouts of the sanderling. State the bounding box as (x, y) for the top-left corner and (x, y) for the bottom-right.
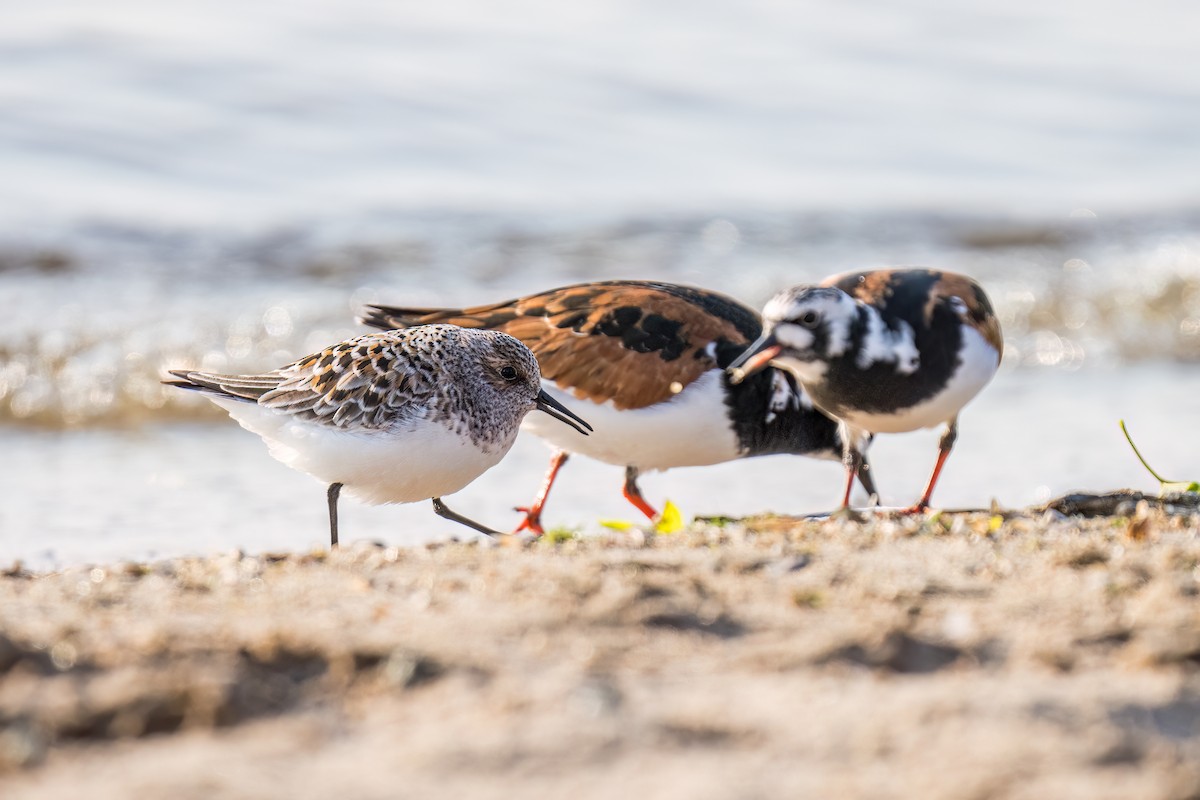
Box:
(166, 324), (591, 546)
(360, 280), (875, 534)
(729, 268), (1002, 512)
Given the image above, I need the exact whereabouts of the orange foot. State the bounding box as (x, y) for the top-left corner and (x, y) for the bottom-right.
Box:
(512, 506), (545, 536)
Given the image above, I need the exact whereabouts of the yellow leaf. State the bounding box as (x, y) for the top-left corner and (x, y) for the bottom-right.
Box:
(655, 500), (684, 534)
(600, 501), (684, 534)
(988, 515), (1003, 532)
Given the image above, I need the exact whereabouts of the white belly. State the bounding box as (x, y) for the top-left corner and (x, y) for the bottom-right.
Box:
(839, 327), (1000, 434)
(212, 398), (511, 504)
(521, 369), (741, 472)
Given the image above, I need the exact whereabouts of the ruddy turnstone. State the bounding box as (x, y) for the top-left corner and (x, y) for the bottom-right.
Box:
(728, 268), (1002, 512)
(165, 325), (591, 546)
(360, 281), (876, 533)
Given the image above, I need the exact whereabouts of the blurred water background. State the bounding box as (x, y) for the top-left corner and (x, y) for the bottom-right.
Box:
(3, 0), (1200, 568)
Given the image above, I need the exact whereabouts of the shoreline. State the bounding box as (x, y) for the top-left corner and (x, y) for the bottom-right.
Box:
(3, 502), (1200, 798)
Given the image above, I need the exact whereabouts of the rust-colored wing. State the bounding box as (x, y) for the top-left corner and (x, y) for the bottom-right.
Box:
(361, 280), (761, 410)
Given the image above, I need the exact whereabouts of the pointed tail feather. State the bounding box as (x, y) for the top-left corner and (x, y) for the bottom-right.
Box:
(162, 370), (278, 403)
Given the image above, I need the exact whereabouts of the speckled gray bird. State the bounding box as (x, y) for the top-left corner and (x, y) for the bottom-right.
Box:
(165, 324), (591, 546)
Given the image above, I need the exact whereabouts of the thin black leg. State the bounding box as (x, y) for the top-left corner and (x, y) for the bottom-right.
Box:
(856, 457), (879, 504)
(432, 498), (501, 538)
(327, 482), (342, 548)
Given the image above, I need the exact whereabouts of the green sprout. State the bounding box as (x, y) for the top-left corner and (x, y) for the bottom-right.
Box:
(542, 527), (578, 544)
(1120, 420), (1199, 495)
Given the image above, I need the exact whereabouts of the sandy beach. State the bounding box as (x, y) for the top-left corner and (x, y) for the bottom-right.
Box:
(5, 2), (1200, 797)
(3, 498), (1200, 799)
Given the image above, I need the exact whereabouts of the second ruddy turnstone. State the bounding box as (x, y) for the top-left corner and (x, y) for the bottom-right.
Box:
(165, 324), (592, 546)
(361, 280), (876, 533)
(728, 268), (1002, 512)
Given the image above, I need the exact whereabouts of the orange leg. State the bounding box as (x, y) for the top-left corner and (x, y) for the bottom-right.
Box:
(513, 451), (570, 535)
(622, 466), (659, 520)
(839, 445), (867, 509)
(840, 464), (856, 509)
(903, 421), (958, 514)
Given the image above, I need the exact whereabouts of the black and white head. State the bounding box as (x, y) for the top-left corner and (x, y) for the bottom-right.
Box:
(727, 286), (858, 385)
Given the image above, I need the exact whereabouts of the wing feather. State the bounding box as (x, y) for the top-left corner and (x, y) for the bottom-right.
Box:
(167, 332), (434, 429)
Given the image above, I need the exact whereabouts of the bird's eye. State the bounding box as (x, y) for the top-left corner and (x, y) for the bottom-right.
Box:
(500, 366), (519, 382)
(798, 311), (820, 328)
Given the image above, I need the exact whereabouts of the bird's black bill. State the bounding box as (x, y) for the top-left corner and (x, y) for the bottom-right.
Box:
(535, 390), (593, 435)
(726, 334), (783, 385)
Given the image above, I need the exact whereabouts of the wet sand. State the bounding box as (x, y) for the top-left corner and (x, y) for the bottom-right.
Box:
(3, 500), (1200, 799)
